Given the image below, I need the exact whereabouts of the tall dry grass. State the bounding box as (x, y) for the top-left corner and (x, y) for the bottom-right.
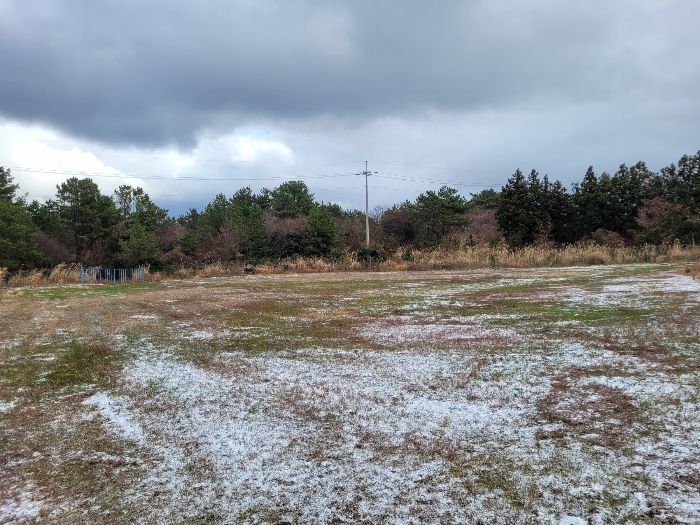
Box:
(4, 264), (157, 288)
(376, 242), (698, 272)
(7, 264), (84, 287)
(4, 243), (698, 288)
(48, 263), (82, 284)
(194, 262), (242, 278)
(170, 242), (700, 279)
(678, 262), (700, 280)
(7, 269), (46, 287)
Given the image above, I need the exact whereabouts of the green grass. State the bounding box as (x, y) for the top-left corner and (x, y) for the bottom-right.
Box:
(44, 341), (122, 388)
(12, 282), (161, 300)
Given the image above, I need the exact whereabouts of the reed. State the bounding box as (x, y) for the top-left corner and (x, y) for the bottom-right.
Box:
(194, 261), (242, 278)
(376, 242), (699, 272)
(176, 243), (699, 279)
(48, 263), (82, 284)
(5, 243), (698, 288)
(7, 269), (46, 287)
(678, 262), (700, 279)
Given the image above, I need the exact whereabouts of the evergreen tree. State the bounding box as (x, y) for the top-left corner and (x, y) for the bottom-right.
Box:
(118, 222), (161, 266)
(228, 187), (270, 260)
(496, 169), (533, 247)
(379, 202), (417, 247)
(199, 193), (234, 234)
(113, 185), (169, 231)
(572, 166), (600, 236)
(465, 189), (500, 211)
(302, 205), (341, 257)
(55, 178), (118, 262)
(412, 186), (469, 248)
(545, 179), (573, 243)
(662, 151), (700, 211)
(0, 169), (43, 270)
(270, 181), (315, 218)
(0, 167), (19, 201)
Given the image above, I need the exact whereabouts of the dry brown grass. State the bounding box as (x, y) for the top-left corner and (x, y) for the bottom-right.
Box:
(7, 269), (46, 287)
(144, 271), (162, 282)
(252, 265), (277, 275)
(47, 263), (82, 284)
(678, 262), (700, 279)
(536, 377), (643, 449)
(192, 354), (252, 377)
(165, 242), (700, 281)
(194, 261), (242, 278)
(376, 241), (699, 272)
(285, 257), (339, 273)
(2, 264), (160, 288)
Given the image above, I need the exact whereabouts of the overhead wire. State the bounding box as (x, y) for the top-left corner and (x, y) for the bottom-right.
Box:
(6, 165), (502, 188)
(6, 155), (504, 209)
(6, 166), (357, 181)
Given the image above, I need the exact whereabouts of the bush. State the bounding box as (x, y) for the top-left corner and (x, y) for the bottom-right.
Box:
(356, 248), (385, 264)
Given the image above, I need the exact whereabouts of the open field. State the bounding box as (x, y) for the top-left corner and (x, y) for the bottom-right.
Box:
(1, 265), (699, 524)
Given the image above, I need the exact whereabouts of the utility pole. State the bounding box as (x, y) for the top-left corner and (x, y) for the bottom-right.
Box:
(358, 161), (377, 246)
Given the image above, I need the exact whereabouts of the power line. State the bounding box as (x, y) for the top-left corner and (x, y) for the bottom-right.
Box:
(374, 172), (499, 187)
(7, 165), (503, 187)
(368, 161), (512, 174)
(7, 166), (356, 181)
(1, 149), (510, 174)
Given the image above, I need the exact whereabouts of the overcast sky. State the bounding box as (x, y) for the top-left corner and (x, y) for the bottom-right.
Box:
(1, 0), (698, 216)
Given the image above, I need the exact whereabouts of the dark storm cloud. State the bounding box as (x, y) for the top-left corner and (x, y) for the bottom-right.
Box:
(1, 0), (697, 147)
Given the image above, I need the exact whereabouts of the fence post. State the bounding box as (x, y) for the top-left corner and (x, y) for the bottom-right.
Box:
(81, 267), (84, 283)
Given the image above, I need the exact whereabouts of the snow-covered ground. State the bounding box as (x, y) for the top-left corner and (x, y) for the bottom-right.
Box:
(2, 265), (700, 524)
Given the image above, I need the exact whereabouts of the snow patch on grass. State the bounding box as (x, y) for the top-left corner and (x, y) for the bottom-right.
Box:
(83, 392), (145, 443)
(0, 483), (43, 523)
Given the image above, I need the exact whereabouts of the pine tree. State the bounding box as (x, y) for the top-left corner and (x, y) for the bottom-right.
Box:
(0, 169), (43, 270)
(0, 167), (19, 201)
(496, 169), (533, 247)
(412, 186), (469, 248)
(302, 205), (341, 257)
(55, 178), (119, 262)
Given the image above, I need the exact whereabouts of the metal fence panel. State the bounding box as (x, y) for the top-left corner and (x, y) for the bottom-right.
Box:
(81, 267), (145, 283)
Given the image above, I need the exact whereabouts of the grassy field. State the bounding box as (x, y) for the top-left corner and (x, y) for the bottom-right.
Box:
(1, 264), (699, 524)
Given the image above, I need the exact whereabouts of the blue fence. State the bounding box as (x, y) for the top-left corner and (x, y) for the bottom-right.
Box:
(81, 267), (145, 283)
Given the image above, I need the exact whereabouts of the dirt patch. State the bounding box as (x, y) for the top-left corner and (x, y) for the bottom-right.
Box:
(537, 372), (649, 449)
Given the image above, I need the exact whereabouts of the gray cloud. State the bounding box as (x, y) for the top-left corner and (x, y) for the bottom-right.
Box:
(2, 0), (700, 219)
(2, 0), (698, 147)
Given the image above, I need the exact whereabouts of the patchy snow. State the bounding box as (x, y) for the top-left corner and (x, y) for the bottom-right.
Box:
(364, 319), (518, 345)
(0, 399), (17, 412)
(0, 484), (44, 523)
(188, 330), (214, 340)
(82, 392), (145, 443)
(4, 265), (700, 524)
(559, 517), (586, 525)
(77, 332), (700, 523)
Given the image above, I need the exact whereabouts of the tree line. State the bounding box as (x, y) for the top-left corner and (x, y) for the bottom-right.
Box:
(0, 149), (698, 271)
(496, 152), (700, 247)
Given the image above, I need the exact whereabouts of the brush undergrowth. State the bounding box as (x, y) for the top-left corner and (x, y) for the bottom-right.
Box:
(164, 242), (699, 279)
(3, 243), (698, 288)
(679, 262), (700, 279)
